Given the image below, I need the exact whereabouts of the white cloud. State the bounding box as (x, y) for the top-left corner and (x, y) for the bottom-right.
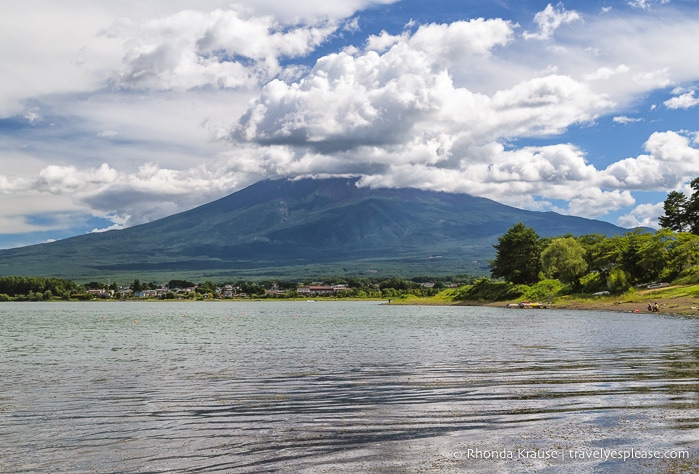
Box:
(235, 18), (608, 153)
(365, 30), (404, 52)
(584, 64), (629, 81)
(109, 9), (341, 91)
(599, 131), (699, 190)
(523, 3), (582, 41)
(627, 0), (671, 10)
(22, 108), (43, 124)
(35, 164), (119, 194)
(617, 202), (664, 228)
(0, 1), (397, 117)
(613, 115), (643, 124)
(664, 90), (699, 109)
(3, 1), (699, 239)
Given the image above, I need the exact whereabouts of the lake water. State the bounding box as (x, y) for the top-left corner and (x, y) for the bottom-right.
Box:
(1, 301), (697, 473)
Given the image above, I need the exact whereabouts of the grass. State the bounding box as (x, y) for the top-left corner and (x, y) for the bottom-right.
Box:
(394, 283), (699, 316)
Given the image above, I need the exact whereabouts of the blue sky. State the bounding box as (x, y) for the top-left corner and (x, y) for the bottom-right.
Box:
(1, 0), (698, 248)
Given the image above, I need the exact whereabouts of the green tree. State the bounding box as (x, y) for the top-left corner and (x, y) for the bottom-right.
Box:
(659, 177), (699, 234)
(540, 237), (588, 286)
(659, 191), (688, 232)
(667, 231), (699, 276)
(168, 279), (195, 289)
(618, 230), (647, 283)
(196, 281), (217, 296)
(636, 229), (672, 281)
(132, 279), (142, 292)
(607, 267), (631, 293)
(687, 177), (699, 234)
(490, 223), (543, 284)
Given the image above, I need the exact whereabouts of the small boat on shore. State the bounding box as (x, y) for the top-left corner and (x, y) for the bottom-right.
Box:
(506, 301), (547, 309)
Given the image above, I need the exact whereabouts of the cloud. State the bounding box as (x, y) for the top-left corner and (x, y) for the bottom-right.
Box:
(74, 162), (244, 226)
(234, 19), (608, 153)
(584, 64), (629, 81)
(627, 0), (671, 10)
(617, 202), (664, 228)
(3, 1), (699, 239)
(523, 3), (582, 41)
(664, 90), (699, 109)
(599, 131), (699, 190)
(22, 108), (43, 124)
(34, 164), (119, 194)
(109, 9), (342, 91)
(0, 1), (397, 116)
(613, 115), (643, 124)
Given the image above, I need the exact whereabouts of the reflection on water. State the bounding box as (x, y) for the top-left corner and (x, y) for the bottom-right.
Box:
(1, 302), (697, 473)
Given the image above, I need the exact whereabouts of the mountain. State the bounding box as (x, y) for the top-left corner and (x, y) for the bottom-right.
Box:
(0, 177), (629, 281)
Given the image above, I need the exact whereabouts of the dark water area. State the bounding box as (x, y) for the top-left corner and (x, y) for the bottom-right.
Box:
(1, 301), (697, 473)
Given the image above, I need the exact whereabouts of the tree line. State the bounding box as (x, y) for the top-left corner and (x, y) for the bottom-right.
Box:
(0, 276), (80, 301)
(456, 222), (699, 302)
(0, 275), (473, 301)
(456, 178), (699, 300)
(483, 177), (699, 295)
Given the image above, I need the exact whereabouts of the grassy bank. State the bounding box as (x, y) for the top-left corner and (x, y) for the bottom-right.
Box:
(391, 284), (699, 316)
(544, 284), (699, 315)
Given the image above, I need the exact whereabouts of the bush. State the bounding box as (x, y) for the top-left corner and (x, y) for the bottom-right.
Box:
(522, 279), (564, 302)
(672, 265), (699, 285)
(607, 268), (632, 294)
(579, 272), (607, 294)
(453, 278), (525, 302)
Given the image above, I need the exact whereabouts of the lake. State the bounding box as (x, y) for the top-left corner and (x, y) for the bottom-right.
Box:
(1, 301), (697, 473)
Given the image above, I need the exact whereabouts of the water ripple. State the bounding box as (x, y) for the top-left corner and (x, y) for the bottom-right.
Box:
(1, 302), (697, 473)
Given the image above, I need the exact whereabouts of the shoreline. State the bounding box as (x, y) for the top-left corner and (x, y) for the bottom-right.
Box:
(3, 292), (697, 316)
(450, 295), (699, 317)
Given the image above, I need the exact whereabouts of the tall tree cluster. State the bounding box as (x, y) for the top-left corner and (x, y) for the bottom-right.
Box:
(490, 223), (699, 291)
(659, 177), (699, 234)
(490, 223), (544, 285)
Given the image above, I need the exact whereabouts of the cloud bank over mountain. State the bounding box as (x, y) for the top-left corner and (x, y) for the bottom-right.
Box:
(1, 1), (698, 247)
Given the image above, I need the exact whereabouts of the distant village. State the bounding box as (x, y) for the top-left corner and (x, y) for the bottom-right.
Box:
(0, 275), (471, 301)
(85, 280), (461, 300)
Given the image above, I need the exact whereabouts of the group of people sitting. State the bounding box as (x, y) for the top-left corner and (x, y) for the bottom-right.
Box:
(647, 302), (660, 312)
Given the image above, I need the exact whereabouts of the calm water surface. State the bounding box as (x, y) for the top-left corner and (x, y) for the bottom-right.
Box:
(1, 301), (697, 473)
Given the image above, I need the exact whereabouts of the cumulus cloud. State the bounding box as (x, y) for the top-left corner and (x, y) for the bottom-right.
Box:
(3, 1), (699, 240)
(523, 3), (582, 40)
(617, 202), (664, 228)
(35, 164), (119, 194)
(108, 8), (342, 90)
(234, 19), (609, 154)
(229, 17), (621, 218)
(664, 90), (699, 109)
(75, 163), (244, 226)
(0, 161), (245, 229)
(599, 131), (699, 190)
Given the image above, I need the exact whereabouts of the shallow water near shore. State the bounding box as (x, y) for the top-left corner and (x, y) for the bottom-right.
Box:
(1, 301), (697, 473)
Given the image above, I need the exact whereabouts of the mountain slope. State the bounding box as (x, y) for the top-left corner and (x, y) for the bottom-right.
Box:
(0, 177), (629, 280)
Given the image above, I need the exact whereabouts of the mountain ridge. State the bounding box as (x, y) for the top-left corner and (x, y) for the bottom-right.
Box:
(0, 177), (630, 281)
